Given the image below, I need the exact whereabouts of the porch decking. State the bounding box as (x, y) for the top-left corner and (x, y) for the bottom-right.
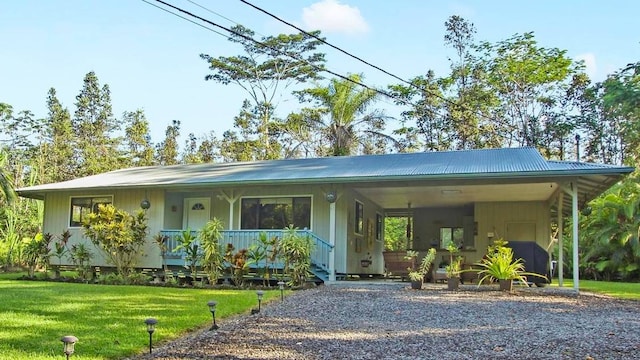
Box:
(160, 229), (333, 282)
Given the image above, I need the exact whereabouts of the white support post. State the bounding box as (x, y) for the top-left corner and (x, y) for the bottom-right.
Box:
(329, 201), (336, 282)
(571, 182), (580, 292)
(228, 200), (234, 230)
(558, 191), (564, 287)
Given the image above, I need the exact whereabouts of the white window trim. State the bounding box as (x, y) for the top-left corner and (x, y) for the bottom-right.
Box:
(238, 194), (314, 230)
(68, 195), (114, 228)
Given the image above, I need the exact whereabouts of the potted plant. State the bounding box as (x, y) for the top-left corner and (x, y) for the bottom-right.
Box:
(475, 239), (547, 291)
(444, 240), (462, 290)
(407, 248), (437, 289)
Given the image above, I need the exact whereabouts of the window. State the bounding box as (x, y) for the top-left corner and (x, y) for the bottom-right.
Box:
(69, 196), (112, 227)
(440, 227), (464, 249)
(241, 196), (311, 230)
(355, 201), (364, 235)
(376, 213), (383, 241)
(191, 203), (205, 210)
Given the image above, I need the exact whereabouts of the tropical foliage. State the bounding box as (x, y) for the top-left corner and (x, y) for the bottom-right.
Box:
(81, 204), (148, 277)
(475, 239), (547, 285)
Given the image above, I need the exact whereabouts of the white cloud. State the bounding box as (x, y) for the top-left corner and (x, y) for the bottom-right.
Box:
(576, 53), (598, 80)
(302, 0), (370, 35)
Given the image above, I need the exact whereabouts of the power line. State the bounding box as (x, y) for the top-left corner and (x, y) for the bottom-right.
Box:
(141, 0), (228, 38)
(239, 0), (483, 116)
(145, 0), (425, 112)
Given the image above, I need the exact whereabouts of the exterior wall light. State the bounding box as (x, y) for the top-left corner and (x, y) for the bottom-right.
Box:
(140, 199), (151, 210)
(325, 191), (337, 203)
(61, 335), (78, 360)
(144, 318), (157, 354)
(207, 300), (219, 330)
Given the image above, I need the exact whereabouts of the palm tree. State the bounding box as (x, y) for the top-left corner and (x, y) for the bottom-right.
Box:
(0, 148), (16, 203)
(294, 74), (393, 156)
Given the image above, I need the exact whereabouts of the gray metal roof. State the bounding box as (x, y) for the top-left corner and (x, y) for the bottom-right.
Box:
(17, 147), (634, 200)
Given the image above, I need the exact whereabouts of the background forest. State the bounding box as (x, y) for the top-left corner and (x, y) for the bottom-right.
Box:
(1, 16), (639, 280)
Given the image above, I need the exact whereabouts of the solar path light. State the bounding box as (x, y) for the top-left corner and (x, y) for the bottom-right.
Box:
(256, 290), (264, 312)
(144, 318), (157, 354)
(61, 335), (78, 360)
(207, 300), (219, 330)
(278, 281), (285, 302)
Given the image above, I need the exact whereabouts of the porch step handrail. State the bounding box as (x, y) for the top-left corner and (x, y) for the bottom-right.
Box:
(160, 229), (333, 279)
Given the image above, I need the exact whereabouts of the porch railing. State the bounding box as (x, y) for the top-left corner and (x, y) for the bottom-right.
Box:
(160, 229), (333, 276)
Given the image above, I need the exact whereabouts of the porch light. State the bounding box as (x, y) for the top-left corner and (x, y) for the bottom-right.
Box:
(140, 199), (151, 210)
(256, 290), (264, 312)
(325, 191), (337, 203)
(61, 335), (78, 360)
(207, 300), (219, 330)
(277, 281), (285, 302)
(144, 318), (157, 354)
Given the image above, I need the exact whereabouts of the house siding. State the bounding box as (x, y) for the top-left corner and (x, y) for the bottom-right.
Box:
(474, 201), (551, 262)
(344, 189), (385, 275)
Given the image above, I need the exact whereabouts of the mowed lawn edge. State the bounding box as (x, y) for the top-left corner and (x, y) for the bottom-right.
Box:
(552, 279), (640, 300)
(0, 274), (281, 360)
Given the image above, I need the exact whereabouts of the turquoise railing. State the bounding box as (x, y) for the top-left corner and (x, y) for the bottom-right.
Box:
(160, 229), (333, 277)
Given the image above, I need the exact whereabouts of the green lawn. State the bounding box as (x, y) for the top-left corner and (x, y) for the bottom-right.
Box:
(553, 279), (640, 300)
(0, 273), (281, 360)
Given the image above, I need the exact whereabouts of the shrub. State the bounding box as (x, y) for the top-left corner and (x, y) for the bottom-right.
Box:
(281, 226), (313, 287)
(82, 204), (148, 277)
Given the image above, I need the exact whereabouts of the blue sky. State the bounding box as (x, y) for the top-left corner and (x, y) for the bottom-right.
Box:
(1, 0), (638, 144)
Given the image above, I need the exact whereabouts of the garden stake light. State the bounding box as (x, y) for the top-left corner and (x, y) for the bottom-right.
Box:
(256, 290), (264, 312)
(207, 300), (219, 330)
(61, 335), (78, 360)
(278, 281), (285, 302)
(144, 318), (157, 354)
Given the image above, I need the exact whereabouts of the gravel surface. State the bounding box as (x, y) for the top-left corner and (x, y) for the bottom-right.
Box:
(128, 282), (640, 360)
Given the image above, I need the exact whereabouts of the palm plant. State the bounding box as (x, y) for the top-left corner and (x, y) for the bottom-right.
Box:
(0, 149), (16, 203)
(294, 74), (394, 156)
(173, 229), (200, 281)
(475, 239), (547, 288)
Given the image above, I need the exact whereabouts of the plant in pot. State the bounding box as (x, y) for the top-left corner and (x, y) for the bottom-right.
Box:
(475, 239), (547, 291)
(407, 248), (437, 289)
(444, 240), (463, 290)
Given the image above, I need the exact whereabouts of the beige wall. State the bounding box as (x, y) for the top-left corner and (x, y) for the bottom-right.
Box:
(473, 201), (551, 263)
(43, 189), (165, 268)
(343, 189), (385, 275)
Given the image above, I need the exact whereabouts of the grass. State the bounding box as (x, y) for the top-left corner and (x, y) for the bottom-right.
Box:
(552, 279), (640, 300)
(0, 272), (283, 360)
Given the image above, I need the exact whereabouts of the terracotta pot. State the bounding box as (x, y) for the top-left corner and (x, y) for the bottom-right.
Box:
(499, 279), (513, 291)
(447, 277), (459, 291)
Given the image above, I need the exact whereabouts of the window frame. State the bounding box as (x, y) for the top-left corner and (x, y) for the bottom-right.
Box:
(68, 195), (114, 228)
(354, 200), (364, 235)
(440, 226), (464, 249)
(239, 195), (313, 230)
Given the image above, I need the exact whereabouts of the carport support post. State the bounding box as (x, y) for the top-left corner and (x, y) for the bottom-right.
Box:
(571, 182), (580, 292)
(558, 191), (564, 287)
(329, 201), (336, 282)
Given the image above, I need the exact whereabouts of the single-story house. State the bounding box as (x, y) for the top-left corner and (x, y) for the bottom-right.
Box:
(17, 147), (634, 288)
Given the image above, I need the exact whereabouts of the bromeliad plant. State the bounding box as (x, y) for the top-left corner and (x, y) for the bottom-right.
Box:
(475, 239), (547, 286)
(173, 229), (200, 281)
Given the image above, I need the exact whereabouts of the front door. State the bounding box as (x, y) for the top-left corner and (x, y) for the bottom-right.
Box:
(183, 197), (211, 231)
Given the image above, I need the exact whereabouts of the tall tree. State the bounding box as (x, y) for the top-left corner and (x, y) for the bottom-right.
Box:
(476, 32), (578, 150)
(40, 88), (75, 182)
(0, 148), (16, 203)
(389, 71), (451, 152)
(73, 71), (121, 176)
(123, 109), (155, 167)
(201, 25), (326, 160)
(294, 74), (392, 156)
(156, 120), (180, 166)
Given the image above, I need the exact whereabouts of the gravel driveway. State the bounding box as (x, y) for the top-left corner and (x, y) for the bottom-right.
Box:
(130, 282), (640, 360)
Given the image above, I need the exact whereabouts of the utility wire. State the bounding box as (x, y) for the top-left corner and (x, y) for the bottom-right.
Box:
(239, 0), (484, 116)
(141, 0), (228, 38)
(146, 0), (424, 111)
